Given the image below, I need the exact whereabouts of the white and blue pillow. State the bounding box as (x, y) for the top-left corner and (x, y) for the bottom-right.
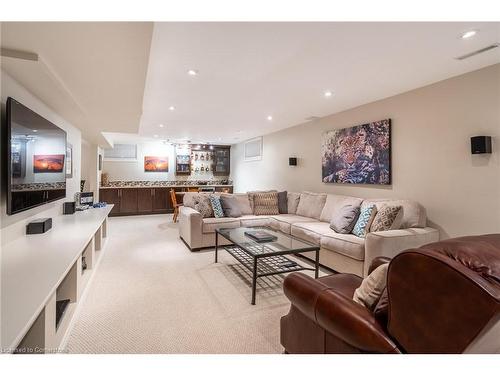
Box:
(209, 194), (225, 218)
(352, 204), (377, 238)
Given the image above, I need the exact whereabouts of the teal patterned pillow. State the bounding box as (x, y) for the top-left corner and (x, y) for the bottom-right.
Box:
(209, 194), (225, 218)
(352, 204), (377, 238)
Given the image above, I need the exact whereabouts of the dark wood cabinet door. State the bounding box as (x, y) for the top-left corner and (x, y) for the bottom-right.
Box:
(152, 188), (169, 212)
(137, 188), (153, 213)
(213, 146), (230, 176)
(120, 188), (138, 214)
(99, 189), (121, 215)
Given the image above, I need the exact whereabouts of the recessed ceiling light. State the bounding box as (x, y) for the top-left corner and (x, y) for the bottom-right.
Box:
(217, 137), (222, 141)
(159, 124), (164, 128)
(187, 69), (198, 76)
(461, 30), (478, 39)
(324, 90), (333, 98)
(32, 129), (38, 132)
(154, 134), (158, 138)
(169, 106), (175, 111)
(267, 115), (273, 121)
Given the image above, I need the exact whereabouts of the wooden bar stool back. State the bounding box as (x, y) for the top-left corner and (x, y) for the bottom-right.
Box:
(170, 189), (182, 223)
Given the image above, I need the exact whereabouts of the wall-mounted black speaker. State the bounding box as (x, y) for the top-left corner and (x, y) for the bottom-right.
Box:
(471, 136), (492, 154)
(289, 157), (297, 166)
(63, 201), (76, 215)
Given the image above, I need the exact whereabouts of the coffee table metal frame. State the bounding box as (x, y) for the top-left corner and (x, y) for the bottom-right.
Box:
(215, 227), (320, 305)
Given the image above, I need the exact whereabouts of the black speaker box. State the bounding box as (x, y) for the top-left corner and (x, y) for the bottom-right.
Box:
(471, 136), (492, 154)
(63, 201), (76, 215)
(289, 157), (297, 166)
(26, 218), (52, 235)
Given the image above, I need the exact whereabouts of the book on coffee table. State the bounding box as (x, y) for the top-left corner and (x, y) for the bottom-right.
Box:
(244, 230), (278, 243)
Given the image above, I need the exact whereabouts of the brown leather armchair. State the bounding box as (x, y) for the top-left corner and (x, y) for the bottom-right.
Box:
(280, 234), (500, 354)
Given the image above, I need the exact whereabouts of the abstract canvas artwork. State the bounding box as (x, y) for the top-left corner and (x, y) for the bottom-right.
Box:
(322, 119), (391, 185)
(33, 154), (65, 173)
(144, 156), (169, 172)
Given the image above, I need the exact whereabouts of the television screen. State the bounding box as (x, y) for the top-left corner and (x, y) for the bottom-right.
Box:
(7, 97), (67, 215)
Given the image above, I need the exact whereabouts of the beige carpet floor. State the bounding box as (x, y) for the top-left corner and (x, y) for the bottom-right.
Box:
(65, 214), (325, 354)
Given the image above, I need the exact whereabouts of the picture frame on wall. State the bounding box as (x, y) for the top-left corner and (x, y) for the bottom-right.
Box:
(321, 119), (391, 185)
(65, 144), (73, 178)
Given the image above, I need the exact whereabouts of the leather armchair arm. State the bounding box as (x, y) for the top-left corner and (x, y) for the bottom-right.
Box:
(283, 272), (401, 353)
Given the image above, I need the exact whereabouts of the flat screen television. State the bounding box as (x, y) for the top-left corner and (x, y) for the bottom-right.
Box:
(6, 97), (67, 215)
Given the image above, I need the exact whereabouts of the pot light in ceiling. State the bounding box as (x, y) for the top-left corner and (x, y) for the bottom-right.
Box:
(461, 30), (478, 39)
(169, 106), (175, 111)
(154, 134), (159, 138)
(267, 115), (273, 121)
(324, 90), (333, 98)
(32, 129), (38, 132)
(187, 69), (199, 76)
(159, 124), (164, 128)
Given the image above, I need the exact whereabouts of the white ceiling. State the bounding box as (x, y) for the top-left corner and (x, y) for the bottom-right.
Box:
(139, 22), (500, 145)
(1, 22), (153, 145)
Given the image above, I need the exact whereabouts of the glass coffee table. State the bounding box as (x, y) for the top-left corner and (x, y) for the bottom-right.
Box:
(215, 226), (320, 305)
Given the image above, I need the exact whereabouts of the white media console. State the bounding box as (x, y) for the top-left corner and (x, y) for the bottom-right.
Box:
(1, 205), (113, 353)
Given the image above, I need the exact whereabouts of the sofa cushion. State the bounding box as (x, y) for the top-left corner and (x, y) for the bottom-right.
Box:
(287, 192), (301, 214)
(194, 195), (214, 218)
(330, 204), (361, 234)
(231, 193), (253, 215)
(219, 194), (242, 218)
(278, 191), (288, 214)
(209, 194), (225, 218)
(319, 194), (364, 222)
(253, 192), (279, 215)
(370, 205), (403, 232)
(291, 222), (334, 246)
(269, 214), (318, 234)
(202, 217), (240, 233)
(362, 199), (426, 229)
(352, 204), (377, 238)
(239, 215), (273, 227)
(320, 232), (366, 261)
(295, 191), (327, 220)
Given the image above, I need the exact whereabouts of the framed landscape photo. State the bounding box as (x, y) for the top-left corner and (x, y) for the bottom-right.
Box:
(144, 156), (169, 172)
(322, 119), (391, 185)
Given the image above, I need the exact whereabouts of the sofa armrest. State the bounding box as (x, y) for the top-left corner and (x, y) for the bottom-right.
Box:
(178, 206), (203, 249)
(364, 227), (439, 276)
(283, 273), (400, 353)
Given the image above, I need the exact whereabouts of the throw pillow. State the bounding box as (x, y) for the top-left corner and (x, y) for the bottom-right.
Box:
(353, 263), (389, 310)
(209, 195), (225, 218)
(287, 192), (301, 214)
(277, 191), (288, 214)
(231, 193), (253, 215)
(370, 205), (403, 232)
(352, 204), (377, 237)
(253, 192), (279, 215)
(330, 204), (361, 234)
(219, 195), (242, 218)
(194, 194), (213, 218)
(295, 191), (327, 220)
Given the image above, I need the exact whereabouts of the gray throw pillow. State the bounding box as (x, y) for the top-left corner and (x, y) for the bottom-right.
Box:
(219, 195), (242, 218)
(277, 191), (288, 214)
(330, 204), (361, 233)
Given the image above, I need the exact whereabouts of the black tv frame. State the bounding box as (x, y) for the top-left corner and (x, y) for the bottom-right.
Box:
(6, 97), (67, 215)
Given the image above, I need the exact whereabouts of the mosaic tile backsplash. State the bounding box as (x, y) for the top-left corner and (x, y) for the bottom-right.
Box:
(100, 180), (232, 188)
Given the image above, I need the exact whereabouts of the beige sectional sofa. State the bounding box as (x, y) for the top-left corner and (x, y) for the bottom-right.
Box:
(178, 191), (439, 277)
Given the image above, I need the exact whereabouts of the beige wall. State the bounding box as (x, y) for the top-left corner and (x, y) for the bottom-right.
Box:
(231, 64), (500, 238)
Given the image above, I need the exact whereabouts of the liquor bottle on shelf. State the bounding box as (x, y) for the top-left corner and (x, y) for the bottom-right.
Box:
(200, 153), (205, 161)
(200, 164), (204, 172)
(195, 153), (198, 161)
